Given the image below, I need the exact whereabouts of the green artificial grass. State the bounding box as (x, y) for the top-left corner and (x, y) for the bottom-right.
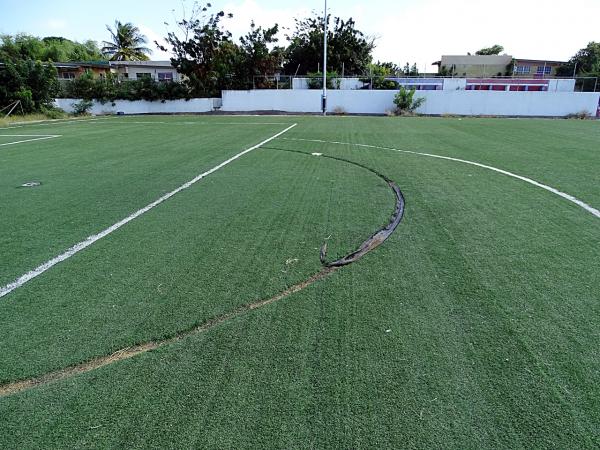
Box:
(0, 115), (599, 449)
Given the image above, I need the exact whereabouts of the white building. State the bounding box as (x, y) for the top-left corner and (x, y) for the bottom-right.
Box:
(110, 61), (181, 82)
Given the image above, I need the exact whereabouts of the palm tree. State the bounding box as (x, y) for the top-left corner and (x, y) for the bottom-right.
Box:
(101, 20), (151, 61)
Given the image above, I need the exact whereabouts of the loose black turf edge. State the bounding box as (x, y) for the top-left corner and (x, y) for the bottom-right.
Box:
(262, 147), (405, 267)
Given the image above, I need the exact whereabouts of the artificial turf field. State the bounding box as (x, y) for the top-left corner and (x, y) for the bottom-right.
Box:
(0, 115), (599, 448)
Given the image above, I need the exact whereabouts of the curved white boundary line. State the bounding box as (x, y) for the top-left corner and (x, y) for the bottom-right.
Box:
(282, 137), (600, 219)
(0, 124), (297, 299)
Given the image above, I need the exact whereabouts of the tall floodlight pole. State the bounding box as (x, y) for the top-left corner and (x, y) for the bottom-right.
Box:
(322, 0), (328, 115)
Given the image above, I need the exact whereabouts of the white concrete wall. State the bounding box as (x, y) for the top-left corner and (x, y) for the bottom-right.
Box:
(222, 90), (322, 113)
(328, 91), (399, 114)
(443, 79), (467, 90)
(548, 79), (576, 92)
(221, 89), (600, 117)
(55, 98), (217, 115)
(416, 91), (598, 116)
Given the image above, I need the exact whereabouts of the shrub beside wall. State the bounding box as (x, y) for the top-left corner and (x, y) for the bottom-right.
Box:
(57, 71), (194, 102)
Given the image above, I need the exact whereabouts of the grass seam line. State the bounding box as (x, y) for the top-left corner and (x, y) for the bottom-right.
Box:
(0, 267), (338, 397)
(0, 123), (297, 299)
(282, 137), (600, 219)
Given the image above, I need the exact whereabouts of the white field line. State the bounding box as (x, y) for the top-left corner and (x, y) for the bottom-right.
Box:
(0, 135), (61, 147)
(4, 117), (121, 131)
(4, 118), (289, 129)
(282, 137), (600, 219)
(189, 122), (292, 125)
(0, 123), (297, 299)
(116, 121), (292, 126)
(4, 117), (113, 128)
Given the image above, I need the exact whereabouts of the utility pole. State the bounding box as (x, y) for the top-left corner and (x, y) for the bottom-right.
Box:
(322, 0), (328, 116)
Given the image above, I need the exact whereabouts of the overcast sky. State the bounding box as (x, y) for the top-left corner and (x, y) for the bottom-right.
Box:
(1, 0), (598, 71)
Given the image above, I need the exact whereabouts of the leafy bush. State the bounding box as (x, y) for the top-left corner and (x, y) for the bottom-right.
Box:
(61, 72), (193, 102)
(0, 60), (58, 113)
(72, 99), (93, 116)
(393, 87), (425, 115)
(360, 76), (399, 90)
(306, 72), (341, 89)
(40, 106), (66, 119)
(566, 111), (591, 119)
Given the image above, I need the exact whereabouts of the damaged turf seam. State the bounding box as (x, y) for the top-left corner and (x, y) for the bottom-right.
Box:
(0, 147), (405, 398)
(264, 147), (405, 267)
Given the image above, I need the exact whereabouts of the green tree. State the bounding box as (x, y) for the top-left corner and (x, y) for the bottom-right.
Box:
(360, 62), (399, 89)
(159, 3), (283, 94)
(401, 62), (418, 76)
(376, 61), (401, 75)
(42, 37), (103, 61)
(556, 41), (600, 76)
(101, 21), (151, 61)
(475, 45), (504, 55)
(236, 22), (283, 87)
(1, 34), (105, 62)
(0, 34), (45, 61)
(556, 42), (600, 91)
(283, 14), (374, 76)
(158, 3), (235, 96)
(0, 60), (58, 113)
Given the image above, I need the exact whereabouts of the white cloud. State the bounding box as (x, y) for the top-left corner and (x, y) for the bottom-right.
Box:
(45, 19), (67, 31)
(356, 0), (600, 71)
(222, 0), (311, 43)
(138, 24), (173, 60)
(135, 0), (600, 73)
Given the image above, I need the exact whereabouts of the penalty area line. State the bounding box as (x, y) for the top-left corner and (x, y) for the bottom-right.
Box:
(282, 137), (600, 219)
(0, 123), (297, 299)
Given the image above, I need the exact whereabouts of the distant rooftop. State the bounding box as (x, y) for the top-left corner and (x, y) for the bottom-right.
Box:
(109, 60), (173, 67)
(54, 61), (110, 68)
(434, 55), (567, 66)
(438, 55), (513, 65)
(514, 58), (566, 64)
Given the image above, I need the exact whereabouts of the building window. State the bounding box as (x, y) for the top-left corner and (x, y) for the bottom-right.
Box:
(536, 66), (552, 75)
(136, 73), (152, 80)
(60, 72), (76, 79)
(515, 65), (531, 74)
(158, 72), (174, 82)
